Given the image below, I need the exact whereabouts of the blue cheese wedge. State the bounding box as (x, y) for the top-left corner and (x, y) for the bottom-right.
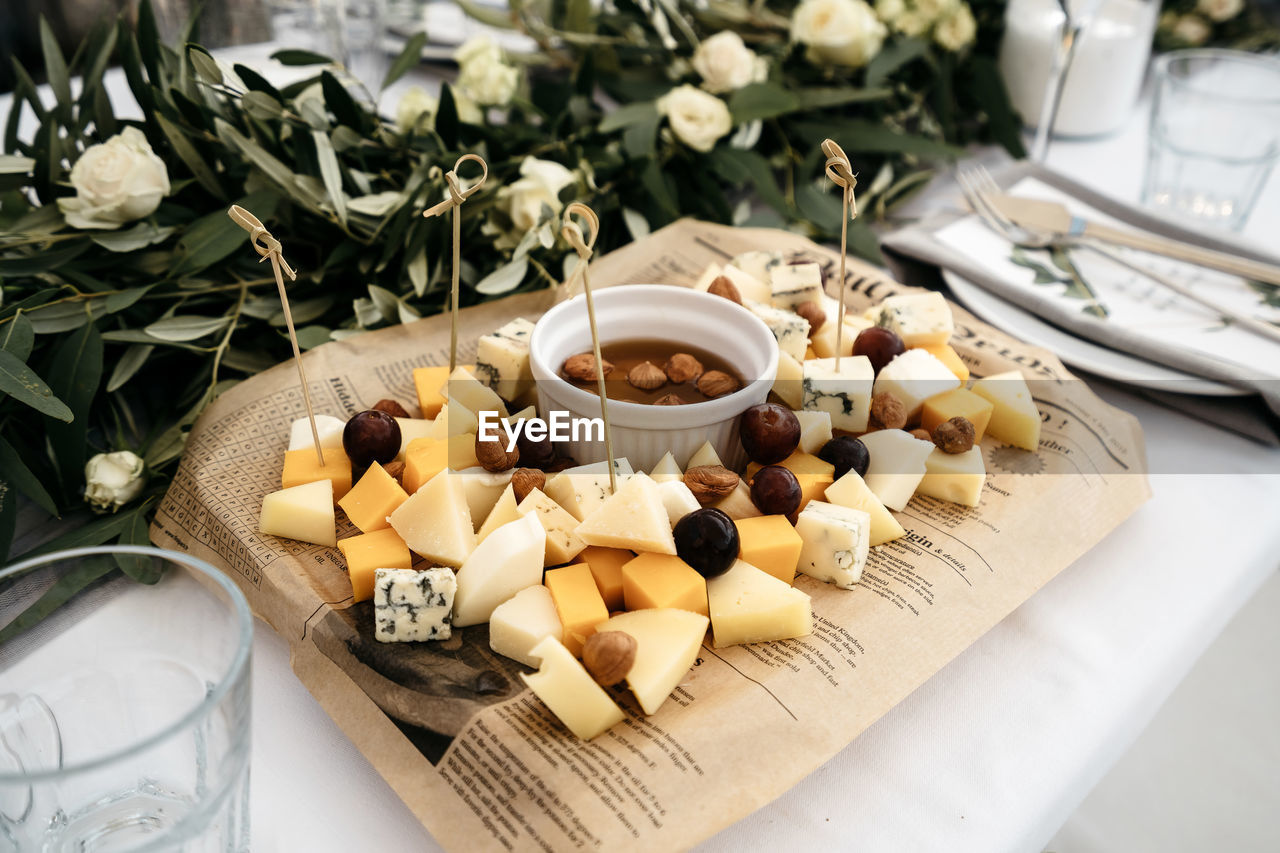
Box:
(874, 292), (954, 347)
(872, 349), (961, 421)
(731, 250), (786, 286)
(747, 301), (809, 362)
(475, 317), (535, 402)
(802, 356), (874, 432)
(770, 262), (824, 310)
(373, 568), (457, 642)
(794, 501), (871, 589)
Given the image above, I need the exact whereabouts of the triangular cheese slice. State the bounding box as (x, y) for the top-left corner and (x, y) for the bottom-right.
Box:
(600, 609), (709, 715)
(706, 560), (811, 648)
(477, 483), (521, 543)
(686, 441), (722, 469)
(823, 470), (906, 546)
(453, 513), (546, 627)
(649, 451), (683, 483)
(517, 488), (587, 566)
(388, 469), (476, 566)
(574, 473), (677, 555)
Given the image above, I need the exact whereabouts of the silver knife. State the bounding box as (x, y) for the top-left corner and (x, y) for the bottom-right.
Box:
(986, 194), (1280, 287)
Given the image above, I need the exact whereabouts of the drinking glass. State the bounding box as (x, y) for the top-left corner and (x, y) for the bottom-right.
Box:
(1142, 49), (1280, 232)
(0, 546), (252, 851)
(313, 0), (390, 93)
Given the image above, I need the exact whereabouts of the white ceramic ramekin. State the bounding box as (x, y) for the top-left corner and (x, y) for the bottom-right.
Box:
(529, 284), (779, 472)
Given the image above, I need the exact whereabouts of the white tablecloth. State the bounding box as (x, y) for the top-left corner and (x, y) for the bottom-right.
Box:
(6, 42), (1279, 853)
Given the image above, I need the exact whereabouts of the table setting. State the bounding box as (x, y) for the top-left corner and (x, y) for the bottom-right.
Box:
(2, 0), (1279, 850)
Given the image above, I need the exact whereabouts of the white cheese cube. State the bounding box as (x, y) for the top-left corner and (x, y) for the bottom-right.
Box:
(556, 458), (635, 478)
(872, 349), (961, 421)
(858, 429), (935, 511)
(600, 609), (709, 715)
(747, 301), (809, 362)
(720, 265), (772, 303)
(489, 586), (564, 668)
(259, 479), (336, 547)
(873, 292), (954, 347)
(521, 637), (625, 739)
(706, 560), (811, 648)
(917, 447), (985, 507)
(731, 250), (786, 286)
(802, 356), (874, 432)
(475, 317), (535, 402)
(686, 441), (722, 469)
(971, 371), (1041, 451)
(288, 415), (346, 452)
(772, 348), (804, 409)
(824, 470), (906, 546)
(794, 410), (833, 456)
(574, 473), (677, 555)
(649, 451), (682, 483)
(770, 262), (824, 310)
(453, 513), (546, 627)
(395, 417), (435, 458)
(656, 480), (700, 527)
(445, 365), (507, 419)
(388, 469), (476, 566)
(517, 488), (587, 566)
(429, 401), (479, 439)
(794, 501), (870, 589)
(373, 568), (457, 642)
(810, 316), (854, 360)
(691, 262), (723, 292)
(544, 472), (621, 522)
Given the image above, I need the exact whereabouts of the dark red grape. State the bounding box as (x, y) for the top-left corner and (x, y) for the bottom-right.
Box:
(673, 508), (740, 578)
(818, 436), (869, 480)
(343, 410), (401, 467)
(853, 327), (905, 374)
(749, 465), (801, 517)
(739, 403), (800, 465)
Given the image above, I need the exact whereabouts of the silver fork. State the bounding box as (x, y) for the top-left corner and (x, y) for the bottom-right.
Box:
(959, 163), (1280, 346)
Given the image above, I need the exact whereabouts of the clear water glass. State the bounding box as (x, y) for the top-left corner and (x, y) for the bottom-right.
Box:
(313, 0), (390, 93)
(0, 546), (252, 851)
(1142, 49), (1280, 232)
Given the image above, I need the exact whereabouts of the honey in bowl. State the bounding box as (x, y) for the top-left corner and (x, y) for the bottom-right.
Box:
(560, 339), (745, 405)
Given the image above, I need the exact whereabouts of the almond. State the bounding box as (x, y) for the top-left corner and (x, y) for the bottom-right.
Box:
(684, 465), (739, 504)
(696, 370), (740, 398)
(563, 352), (613, 382)
(664, 353), (703, 384)
(707, 275), (742, 304)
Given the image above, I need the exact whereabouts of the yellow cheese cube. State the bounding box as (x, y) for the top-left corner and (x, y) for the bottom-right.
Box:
(402, 437), (448, 494)
(735, 516), (803, 584)
(916, 343), (969, 381)
(824, 470), (906, 546)
(259, 479), (336, 547)
(337, 527), (412, 602)
(521, 637), (624, 739)
(746, 451), (835, 481)
(519, 488), (588, 566)
(971, 371), (1041, 451)
(578, 546), (633, 612)
(412, 365), (468, 419)
(338, 462), (409, 533)
(395, 417), (435, 458)
(621, 553), (708, 617)
(544, 562), (610, 657)
(281, 447), (352, 500)
(920, 387), (994, 443)
(795, 473), (833, 512)
(448, 432), (480, 471)
(917, 447), (985, 507)
(804, 345), (818, 360)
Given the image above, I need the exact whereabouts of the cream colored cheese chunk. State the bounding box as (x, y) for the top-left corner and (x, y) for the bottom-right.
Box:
(824, 470), (906, 546)
(259, 479), (336, 547)
(517, 488), (588, 566)
(521, 637), (626, 739)
(857, 429), (935, 511)
(707, 560), (811, 648)
(489, 586), (564, 668)
(453, 513), (546, 627)
(971, 370), (1042, 451)
(388, 469), (476, 566)
(917, 446), (985, 506)
(574, 474), (677, 555)
(600, 609), (710, 715)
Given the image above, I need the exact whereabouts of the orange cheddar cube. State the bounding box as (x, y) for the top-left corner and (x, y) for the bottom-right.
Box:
(402, 437), (448, 494)
(448, 432), (480, 471)
(735, 516), (803, 584)
(337, 527), (412, 602)
(920, 387), (994, 443)
(916, 343), (969, 382)
(746, 451), (835, 482)
(414, 364), (476, 419)
(804, 345), (817, 360)
(544, 562), (610, 657)
(282, 447), (352, 500)
(795, 473), (833, 512)
(338, 462), (409, 533)
(621, 553), (708, 617)
(578, 546), (633, 611)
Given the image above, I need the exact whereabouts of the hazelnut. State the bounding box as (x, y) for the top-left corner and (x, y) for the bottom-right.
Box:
(910, 428), (933, 442)
(563, 352), (613, 383)
(544, 456), (577, 473)
(684, 465), (739, 504)
(510, 468), (545, 502)
(654, 393), (685, 406)
(933, 417), (975, 454)
(707, 275), (742, 304)
(372, 398), (412, 419)
(795, 301), (825, 334)
(475, 434), (519, 472)
(664, 353), (703, 384)
(870, 392), (907, 430)
(628, 361), (667, 391)
(696, 370), (740, 398)
(582, 631), (637, 687)
(383, 460), (406, 483)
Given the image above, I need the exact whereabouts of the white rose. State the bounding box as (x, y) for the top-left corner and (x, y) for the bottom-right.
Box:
(498, 157), (577, 233)
(1196, 0), (1242, 22)
(692, 31), (768, 94)
(454, 35), (503, 67)
(791, 0), (887, 68)
(396, 86), (437, 133)
(84, 450), (146, 513)
(875, 0), (907, 26)
(455, 35), (519, 107)
(656, 85), (733, 153)
(1172, 14), (1211, 45)
(934, 3), (976, 51)
(453, 92), (485, 124)
(58, 128), (170, 231)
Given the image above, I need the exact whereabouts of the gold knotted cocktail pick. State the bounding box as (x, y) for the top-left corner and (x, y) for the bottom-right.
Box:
(821, 139), (858, 371)
(561, 202), (616, 495)
(422, 153), (489, 373)
(228, 204), (325, 466)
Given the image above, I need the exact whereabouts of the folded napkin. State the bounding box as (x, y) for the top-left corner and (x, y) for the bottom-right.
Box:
(882, 162), (1280, 426)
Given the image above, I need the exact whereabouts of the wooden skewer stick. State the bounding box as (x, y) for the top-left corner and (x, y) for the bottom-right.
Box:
(227, 204), (325, 466)
(422, 154), (489, 373)
(821, 140), (858, 372)
(561, 202), (616, 495)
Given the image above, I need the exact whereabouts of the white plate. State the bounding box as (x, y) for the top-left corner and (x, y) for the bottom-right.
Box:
(942, 270), (1248, 397)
